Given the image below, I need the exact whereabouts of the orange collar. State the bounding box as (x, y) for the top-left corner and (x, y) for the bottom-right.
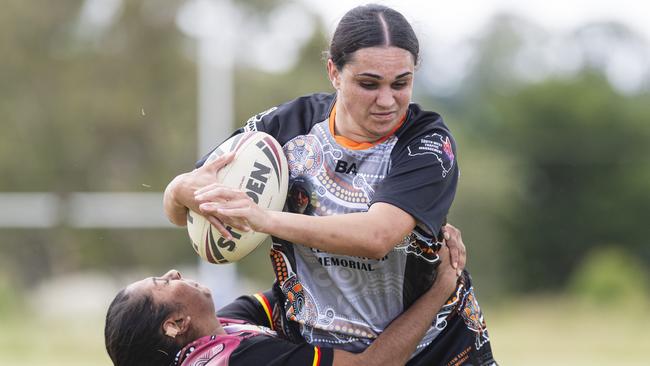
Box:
(328, 103), (406, 150)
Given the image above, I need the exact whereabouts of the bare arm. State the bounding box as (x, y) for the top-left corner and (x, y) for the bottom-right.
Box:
(332, 239), (461, 366)
(164, 158), (413, 258)
(197, 188), (415, 259)
(263, 202), (414, 259)
(193, 182), (464, 265)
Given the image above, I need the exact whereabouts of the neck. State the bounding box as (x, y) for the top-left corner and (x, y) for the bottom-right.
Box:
(188, 317), (226, 343)
(203, 320), (227, 337)
(212, 319), (226, 336)
(334, 106), (380, 143)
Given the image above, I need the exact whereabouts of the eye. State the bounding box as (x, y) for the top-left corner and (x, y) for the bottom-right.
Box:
(359, 81), (378, 90)
(153, 278), (171, 286)
(391, 81), (409, 90)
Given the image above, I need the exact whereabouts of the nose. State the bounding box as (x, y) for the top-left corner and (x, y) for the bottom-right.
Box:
(162, 269), (182, 280)
(375, 86), (395, 109)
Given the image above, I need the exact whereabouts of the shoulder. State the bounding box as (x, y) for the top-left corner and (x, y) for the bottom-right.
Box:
(216, 291), (277, 330)
(176, 334), (246, 366)
(243, 93), (335, 140)
(390, 103), (457, 176)
(276, 92), (335, 124)
(231, 336), (333, 366)
(395, 103), (450, 141)
(394, 103), (456, 154)
(178, 329), (280, 366)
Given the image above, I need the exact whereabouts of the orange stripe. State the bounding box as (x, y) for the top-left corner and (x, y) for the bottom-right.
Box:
(328, 103), (406, 150)
(312, 346), (321, 366)
(252, 293), (274, 330)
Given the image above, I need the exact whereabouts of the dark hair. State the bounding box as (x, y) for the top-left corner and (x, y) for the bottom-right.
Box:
(105, 288), (182, 366)
(329, 4), (419, 70)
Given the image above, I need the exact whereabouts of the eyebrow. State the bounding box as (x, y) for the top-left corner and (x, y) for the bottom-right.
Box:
(355, 71), (413, 80)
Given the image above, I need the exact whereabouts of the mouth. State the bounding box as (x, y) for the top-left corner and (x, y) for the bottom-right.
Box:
(370, 111), (396, 121)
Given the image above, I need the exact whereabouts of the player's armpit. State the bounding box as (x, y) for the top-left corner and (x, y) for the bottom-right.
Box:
(366, 202), (416, 256)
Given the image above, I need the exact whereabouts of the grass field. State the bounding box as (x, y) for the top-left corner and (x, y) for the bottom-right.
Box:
(487, 297), (649, 365)
(0, 295), (647, 365)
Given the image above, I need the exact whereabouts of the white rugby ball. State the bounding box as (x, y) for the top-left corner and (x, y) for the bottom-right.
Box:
(187, 131), (288, 264)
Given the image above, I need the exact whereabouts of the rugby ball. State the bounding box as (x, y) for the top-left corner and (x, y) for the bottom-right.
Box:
(187, 131), (289, 264)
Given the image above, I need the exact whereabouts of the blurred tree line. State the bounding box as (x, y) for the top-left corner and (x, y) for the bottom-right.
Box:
(0, 0), (648, 300)
(439, 15), (650, 295)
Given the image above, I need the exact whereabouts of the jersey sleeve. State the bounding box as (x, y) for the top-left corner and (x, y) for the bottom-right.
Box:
(229, 336), (333, 366)
(195, 93), (334, 168)
(371, 128), (459, 237)
(216, 290), (277, 330)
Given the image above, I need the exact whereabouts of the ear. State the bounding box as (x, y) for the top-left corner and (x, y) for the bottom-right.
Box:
(163, 315), (192, 339)
(327, 59), (341, 90)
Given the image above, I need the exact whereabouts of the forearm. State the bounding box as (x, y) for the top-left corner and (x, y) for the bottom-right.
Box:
(264, 210), (400, 259)
(332, 275), (457, 366)
(199, 191), (414, 258)
(360, 277), (456, 365)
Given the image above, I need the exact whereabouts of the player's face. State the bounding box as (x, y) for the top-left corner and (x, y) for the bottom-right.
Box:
(127, 269), (215, 318)
(328, 46), (415, 142)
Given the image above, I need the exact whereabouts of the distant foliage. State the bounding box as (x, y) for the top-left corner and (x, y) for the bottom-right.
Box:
(489, 73), (650, 291)
(422, 15), (650, 293)
(568, 246), (648, 304)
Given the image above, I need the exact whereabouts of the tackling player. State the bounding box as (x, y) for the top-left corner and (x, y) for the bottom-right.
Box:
(105, 239), (461, 366)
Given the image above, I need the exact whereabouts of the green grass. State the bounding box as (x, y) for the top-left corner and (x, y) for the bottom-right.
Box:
(0, 313), (111, 366)
(0, 296), (647, 365)
(485, 296), (650, 366)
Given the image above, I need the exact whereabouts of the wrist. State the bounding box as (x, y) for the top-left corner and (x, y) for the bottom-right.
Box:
(258, 209), (278, 234)
(430, 272), (457, 297)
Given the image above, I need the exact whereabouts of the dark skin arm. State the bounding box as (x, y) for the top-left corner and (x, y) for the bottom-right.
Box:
(332, 224), (463, 366)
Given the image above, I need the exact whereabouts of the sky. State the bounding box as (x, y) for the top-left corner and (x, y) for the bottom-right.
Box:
(303, 0), (650, 44)
(300, 0), (650, 94)
(76, 0), (650, 93)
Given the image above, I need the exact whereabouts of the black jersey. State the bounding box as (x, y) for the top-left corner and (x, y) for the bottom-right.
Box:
(200, 93), (466, 355)
(173, 317), (333, 366)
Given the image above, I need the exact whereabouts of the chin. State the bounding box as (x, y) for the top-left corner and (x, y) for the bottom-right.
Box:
(371, 126), (396, 138)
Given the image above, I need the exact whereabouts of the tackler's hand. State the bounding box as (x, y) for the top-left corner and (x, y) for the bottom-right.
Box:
(430, 239), (460, 298)
(441, 224), (466, 274)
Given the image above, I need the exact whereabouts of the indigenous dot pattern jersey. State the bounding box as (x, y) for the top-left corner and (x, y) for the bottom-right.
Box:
(199, 93), (494, 363)
(173, 317), (332, 366)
